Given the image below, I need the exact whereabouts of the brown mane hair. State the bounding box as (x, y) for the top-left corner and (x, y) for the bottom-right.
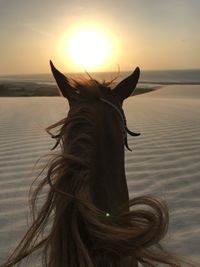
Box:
(1, 62), (196, 267)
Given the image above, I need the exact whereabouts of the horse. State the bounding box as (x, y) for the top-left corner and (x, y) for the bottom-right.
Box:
(1, 61), (192, 267)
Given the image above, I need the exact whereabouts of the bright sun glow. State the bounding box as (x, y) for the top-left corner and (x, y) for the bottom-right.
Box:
(68, 30), (111, 69)
(58, 26), (116, 71)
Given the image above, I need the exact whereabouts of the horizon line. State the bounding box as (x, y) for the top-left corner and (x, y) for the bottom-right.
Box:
(1, 68), (200, 77)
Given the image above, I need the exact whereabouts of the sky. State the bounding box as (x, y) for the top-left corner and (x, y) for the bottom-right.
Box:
(0, 0), (200, 75)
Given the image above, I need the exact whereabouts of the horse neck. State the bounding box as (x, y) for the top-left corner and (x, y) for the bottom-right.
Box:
(91, 114), (129, 214)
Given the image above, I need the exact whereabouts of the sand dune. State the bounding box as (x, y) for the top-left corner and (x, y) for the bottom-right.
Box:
(0, 86), (200, 265)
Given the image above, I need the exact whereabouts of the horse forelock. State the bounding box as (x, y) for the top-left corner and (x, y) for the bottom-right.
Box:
(69, 77), (114, 100)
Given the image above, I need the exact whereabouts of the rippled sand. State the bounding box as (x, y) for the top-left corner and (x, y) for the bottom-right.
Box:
(0, 85), (200, 265)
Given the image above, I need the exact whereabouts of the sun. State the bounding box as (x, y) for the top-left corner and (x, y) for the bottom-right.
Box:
(68, 29), (111, 69)
(59, 26), (114, 71)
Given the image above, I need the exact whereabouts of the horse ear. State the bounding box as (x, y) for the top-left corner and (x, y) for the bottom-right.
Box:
(113, 67), (140, 103)
(50, 60), (78, 102)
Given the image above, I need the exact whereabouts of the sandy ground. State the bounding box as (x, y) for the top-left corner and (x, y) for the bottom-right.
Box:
(0, 85), (200, 265)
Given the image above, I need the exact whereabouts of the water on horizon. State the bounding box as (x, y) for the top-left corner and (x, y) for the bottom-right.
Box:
(0, 69), (200, 85)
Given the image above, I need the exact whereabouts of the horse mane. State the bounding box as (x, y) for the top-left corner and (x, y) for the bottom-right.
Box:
(1, 77), (196, 267)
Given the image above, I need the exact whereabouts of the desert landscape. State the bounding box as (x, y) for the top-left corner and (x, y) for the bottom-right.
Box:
(0, 84), (199, 265)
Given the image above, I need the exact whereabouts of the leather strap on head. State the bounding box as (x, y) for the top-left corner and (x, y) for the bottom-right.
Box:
(100, 97), (140, 151)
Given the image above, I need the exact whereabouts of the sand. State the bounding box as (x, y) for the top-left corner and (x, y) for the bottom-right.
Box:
(0, 85), (200, 265)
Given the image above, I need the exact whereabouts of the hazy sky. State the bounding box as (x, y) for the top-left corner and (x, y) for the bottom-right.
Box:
(0, 0), (200, 74)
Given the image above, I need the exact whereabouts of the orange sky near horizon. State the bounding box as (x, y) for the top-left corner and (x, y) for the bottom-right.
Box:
(0, 0), (200, 75)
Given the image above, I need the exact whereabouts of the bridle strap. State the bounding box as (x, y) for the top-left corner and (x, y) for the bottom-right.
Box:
(51, 97), (140, 151)
(100, 98), (126, 128)
(99, 97), (140, 151)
